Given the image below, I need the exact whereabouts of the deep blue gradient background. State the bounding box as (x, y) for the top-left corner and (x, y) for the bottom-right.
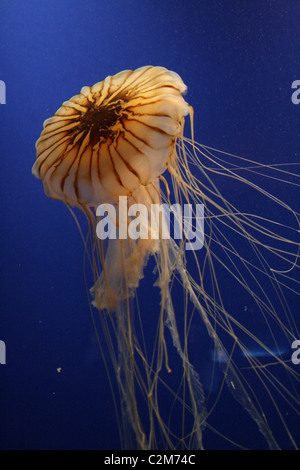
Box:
(0, 0), (299, 449)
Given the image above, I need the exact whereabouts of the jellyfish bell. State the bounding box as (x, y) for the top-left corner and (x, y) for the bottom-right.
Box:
(32, 66), (190, 207)
(33, 66), (300, 450)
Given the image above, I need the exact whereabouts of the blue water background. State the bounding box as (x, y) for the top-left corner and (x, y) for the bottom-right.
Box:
(0, 0), (299, 450)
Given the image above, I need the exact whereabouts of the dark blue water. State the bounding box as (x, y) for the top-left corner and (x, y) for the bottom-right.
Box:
(0, 0), (299, 450)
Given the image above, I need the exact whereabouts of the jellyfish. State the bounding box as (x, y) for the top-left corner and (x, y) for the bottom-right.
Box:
(32, 66), (300, 450)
